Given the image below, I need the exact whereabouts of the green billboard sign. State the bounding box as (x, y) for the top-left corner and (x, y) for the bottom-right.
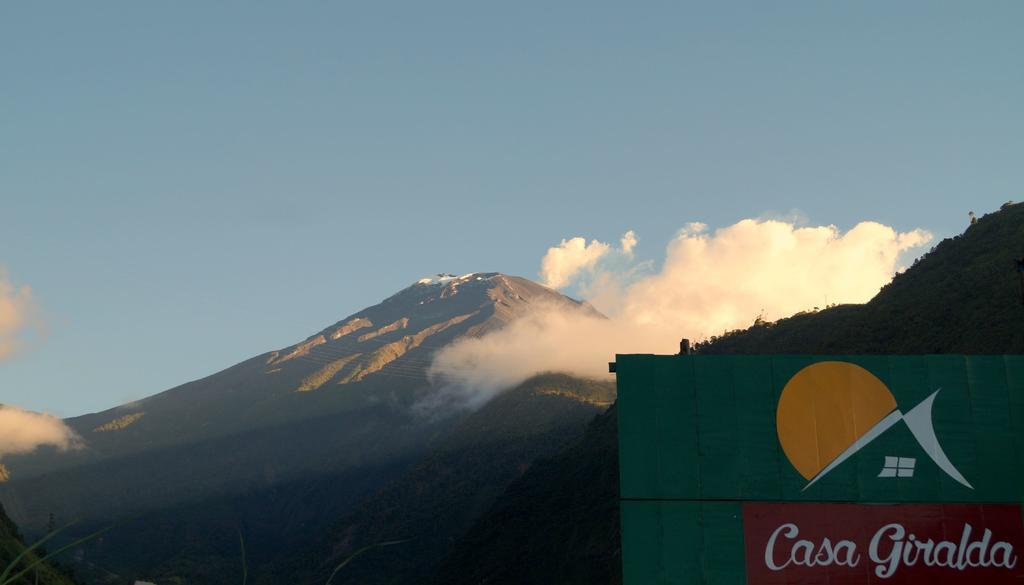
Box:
(616, 354), (1024, 584)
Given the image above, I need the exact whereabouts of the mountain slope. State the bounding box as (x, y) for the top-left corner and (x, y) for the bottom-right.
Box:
(277, 374), (614, 585)
(0, 273), (596, 583)
(7, 273), (587, 478)
(60, 378), (613, 585)
(0, 504), (77, 585)
(438, 203), (1024, 585)
(432, 402), (621, 585)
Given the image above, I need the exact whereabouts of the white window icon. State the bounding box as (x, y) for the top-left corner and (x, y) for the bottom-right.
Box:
(878, 456), (916, 478)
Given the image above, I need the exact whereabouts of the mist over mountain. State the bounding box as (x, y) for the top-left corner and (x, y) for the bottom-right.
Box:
(431, 218), (932, 395)
(0, 272), (605, 584)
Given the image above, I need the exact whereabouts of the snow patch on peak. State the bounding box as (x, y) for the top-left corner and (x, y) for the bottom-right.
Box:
(414, 272), (499, 286)
(387, 273), (506, 304)
(416, 273), (458, 286)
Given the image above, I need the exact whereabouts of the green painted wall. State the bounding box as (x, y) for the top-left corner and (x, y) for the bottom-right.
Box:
(617, 354), (1024, 584)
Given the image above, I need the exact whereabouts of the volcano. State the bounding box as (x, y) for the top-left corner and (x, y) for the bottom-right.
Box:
(0, 274), (598, 535)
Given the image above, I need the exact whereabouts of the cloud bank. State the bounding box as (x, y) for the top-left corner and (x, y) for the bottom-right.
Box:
(0, 405), (80, 458)
(0, 270), (76, 460)
(0, 271), (42, 360)
(431, 218), (931, 407)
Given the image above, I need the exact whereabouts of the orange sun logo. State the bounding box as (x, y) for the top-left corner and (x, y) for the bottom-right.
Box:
(776, 361), (972, 490)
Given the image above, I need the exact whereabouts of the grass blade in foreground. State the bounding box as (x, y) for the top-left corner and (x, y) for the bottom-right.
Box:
(324, 539), (410, 585)
(0, 521), (79, 585)
(1, 524), (112, 585)
(239, 530), (247, 585)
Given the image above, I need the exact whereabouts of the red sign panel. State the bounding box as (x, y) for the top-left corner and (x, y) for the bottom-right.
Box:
(743, 502), (1024, 584)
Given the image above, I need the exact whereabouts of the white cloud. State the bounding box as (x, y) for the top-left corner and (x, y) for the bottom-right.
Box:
(539, 237), (611, 289)
(0, 271), (76, 462)
(614, 220), (931, 337)
(0, 271), (42, 360)
(620, 230), (638, 255)
(0, 405), (80, 459)
(431, 217), (932, 408)
(539, 231), (640, 289)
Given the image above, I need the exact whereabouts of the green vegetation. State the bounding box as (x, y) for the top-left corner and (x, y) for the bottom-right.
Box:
(296, 354), (361, 392)
(92, 413), (145, 433)
(0, 504), (111, 585)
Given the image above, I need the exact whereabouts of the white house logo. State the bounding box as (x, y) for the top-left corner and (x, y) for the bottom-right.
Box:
(776, 361), (972, 490)
(743, 362), (1024, 584)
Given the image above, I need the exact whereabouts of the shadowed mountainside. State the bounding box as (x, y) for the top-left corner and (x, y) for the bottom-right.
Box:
(432, 401), (621, 585)
(276, 374), (614, 585)
(61, 375), (613, 585)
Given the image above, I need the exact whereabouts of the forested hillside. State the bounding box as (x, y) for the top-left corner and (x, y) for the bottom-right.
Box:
(0, 504), (77, 585)
(700, 202), (1024, 355)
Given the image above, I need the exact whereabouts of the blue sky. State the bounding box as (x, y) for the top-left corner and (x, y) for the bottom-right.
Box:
(2, 2), (1022, 416)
